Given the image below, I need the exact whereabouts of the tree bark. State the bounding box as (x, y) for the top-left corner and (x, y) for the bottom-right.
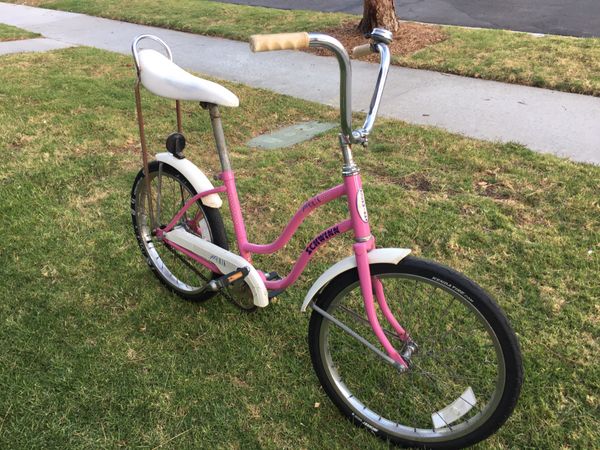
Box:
(358, 0), (400, 34)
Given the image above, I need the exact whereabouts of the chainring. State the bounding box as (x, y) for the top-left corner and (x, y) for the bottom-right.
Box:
(224, 280), (257, 312)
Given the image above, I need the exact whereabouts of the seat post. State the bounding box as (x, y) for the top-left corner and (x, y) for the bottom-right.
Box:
(205, 103), (231, 172)
(205, 103), (252, 260)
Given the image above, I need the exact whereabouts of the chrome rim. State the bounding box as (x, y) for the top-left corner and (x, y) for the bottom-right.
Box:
(318, 273), (506, 442)
(136, 170), (214, 293)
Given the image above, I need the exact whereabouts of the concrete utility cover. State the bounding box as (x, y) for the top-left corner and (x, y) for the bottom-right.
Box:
(247, 121), (336, 149)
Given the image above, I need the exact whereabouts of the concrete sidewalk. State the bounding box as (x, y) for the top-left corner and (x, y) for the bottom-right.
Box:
(1, 2), (599, 164)
(0, 37), (73, 55)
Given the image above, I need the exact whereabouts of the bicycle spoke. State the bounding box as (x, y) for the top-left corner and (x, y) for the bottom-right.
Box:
(313, 303), (404, 370)
(156, 162), (163, 225)
(337, 304), (402, 342)
(413, 365), (484, 417)
(309, 262), (515, 444)
(132, 164), (227, 298)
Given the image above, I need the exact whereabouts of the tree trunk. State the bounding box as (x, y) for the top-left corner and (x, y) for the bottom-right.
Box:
(358, 0), (400, 34)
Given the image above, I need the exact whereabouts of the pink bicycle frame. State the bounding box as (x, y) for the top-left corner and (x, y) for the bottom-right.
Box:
(158, 167), (410, 367)
(132, 30), (410, 367)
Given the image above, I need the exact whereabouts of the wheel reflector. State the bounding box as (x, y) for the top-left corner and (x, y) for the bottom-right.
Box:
(432, 386), (477, 429)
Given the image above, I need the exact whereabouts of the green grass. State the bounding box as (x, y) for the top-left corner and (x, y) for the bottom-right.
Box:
(14, 0), (351, 40)
(397, 26), (600, 96)
(0, 23), (39, 41)
(8, 0), (600, 95)
(0, 47), (598, 448)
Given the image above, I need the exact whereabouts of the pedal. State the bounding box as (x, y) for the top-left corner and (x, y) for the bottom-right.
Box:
(265, 271), (281, 281)
(206, 267), (250, 292)
(265, 271), (285, 299)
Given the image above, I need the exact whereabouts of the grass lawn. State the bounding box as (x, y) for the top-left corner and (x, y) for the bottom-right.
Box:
(8, 0), (600, 96)
(396, 26), (600, 97)
(0, 23), (39, 41)
(0, 47), (598, 448)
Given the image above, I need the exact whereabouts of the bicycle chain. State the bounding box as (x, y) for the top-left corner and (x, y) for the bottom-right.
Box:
(163, 242), (210, 283)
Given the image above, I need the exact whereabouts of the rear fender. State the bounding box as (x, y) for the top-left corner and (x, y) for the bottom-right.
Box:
(155, 152), (222, 208)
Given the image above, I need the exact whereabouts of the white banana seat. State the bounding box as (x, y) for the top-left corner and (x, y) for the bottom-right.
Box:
(138, 49), (239, 107)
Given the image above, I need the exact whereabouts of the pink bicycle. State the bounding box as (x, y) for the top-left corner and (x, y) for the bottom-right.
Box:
(130, 29), (522, 448)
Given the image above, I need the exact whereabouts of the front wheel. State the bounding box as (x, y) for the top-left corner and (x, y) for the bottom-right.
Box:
(308, 256), (522, 449)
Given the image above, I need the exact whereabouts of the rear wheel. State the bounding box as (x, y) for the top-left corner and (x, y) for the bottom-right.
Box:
(131, 161), (228, 301)
(308, 257), (522, 448)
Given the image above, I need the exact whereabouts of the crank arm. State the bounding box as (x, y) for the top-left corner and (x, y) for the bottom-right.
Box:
(205, 267), (250, 292)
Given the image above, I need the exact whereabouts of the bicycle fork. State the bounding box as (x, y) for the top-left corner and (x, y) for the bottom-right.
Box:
(342, 147), (416, 370)
(354, 244), (416, 369)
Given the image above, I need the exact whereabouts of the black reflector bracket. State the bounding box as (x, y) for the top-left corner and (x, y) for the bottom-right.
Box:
(166, 132), (186, 159)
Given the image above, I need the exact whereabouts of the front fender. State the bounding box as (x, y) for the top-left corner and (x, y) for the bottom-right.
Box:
(300, 248), (411, 312)
(155, 152), (222, 208)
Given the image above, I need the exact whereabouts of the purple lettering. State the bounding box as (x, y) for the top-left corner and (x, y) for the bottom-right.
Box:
(305, 225), (343, 255)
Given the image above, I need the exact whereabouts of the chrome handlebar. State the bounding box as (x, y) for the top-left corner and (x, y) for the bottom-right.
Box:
(307, 33), (353, 138)
(133, 31), (391, 146)
(352, 41), (391, 143)
(307, 28), (392, 145)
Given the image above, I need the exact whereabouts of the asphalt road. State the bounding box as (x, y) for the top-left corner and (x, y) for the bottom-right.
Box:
(217, 0), (600, 37)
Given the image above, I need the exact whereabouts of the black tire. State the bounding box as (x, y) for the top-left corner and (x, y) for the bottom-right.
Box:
(131, 161), (229, 301)
(308, 256), (522, 449)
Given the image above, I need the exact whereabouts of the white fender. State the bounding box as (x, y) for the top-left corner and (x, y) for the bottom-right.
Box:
(164, 227), (269, 307)
(300, 248), (412, 312)
(155, 152), (222, 208)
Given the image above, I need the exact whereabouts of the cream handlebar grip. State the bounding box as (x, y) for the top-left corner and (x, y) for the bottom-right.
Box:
(249, 32), (310, 52)
(352, 43), (373, 58)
